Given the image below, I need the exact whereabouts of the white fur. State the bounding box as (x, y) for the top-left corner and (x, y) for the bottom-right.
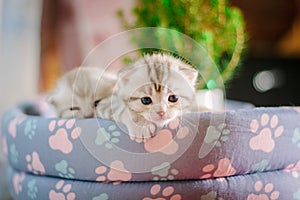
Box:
(96, 54), (198, 142)
(48, 67), (116, 118)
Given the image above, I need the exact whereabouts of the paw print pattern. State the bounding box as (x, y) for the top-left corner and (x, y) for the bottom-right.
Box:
(205, 123), (230, 147)
(168, 117), (189, 140)
(10, 143), (19, 164)
(144, 126), (189, 155)
(55, 160), (75, 179)
(151, 162), (179, 181)
(8, 119), (19, 138)
(293, 189), (300, 200)
(201, 164), (215, 179)
(26, 152), (46, 175)
(13, 172), (25, 195)
(27, 179), (38, 199)
(48, 119), (81, 154)
(95, 166), (108, 182)
(247, 181), (280, 200)
(284, 160), (300, 178)
(143, 184), (182, 200)
(168, 118), (180, 130)
(24, 119), (37, 140)
(95, 125), (121, 149)
(95, 160), (132, 182)
(49, 180), (76, 200)
(8, 116), (26, 138)
(249, 113), (284, 153)
(107, 160), (132, 182)
(200, 191), (224, 200)
(292, 128), (300, 148)
(252, 159), (271, 172)
(200, 158), (236, 179)
(92, 193), (109, 200)
(199, 123), (230, 159)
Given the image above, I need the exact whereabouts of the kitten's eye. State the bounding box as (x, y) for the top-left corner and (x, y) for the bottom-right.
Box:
(141, 97), (152, 105)
(94, 99), (101, 107)
(168, 95), (179, 103)
(70, 107), (80, 111)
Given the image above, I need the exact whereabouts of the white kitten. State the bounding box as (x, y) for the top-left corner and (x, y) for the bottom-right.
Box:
(48, 67), (116, 118)
(96, 54), (198, 142)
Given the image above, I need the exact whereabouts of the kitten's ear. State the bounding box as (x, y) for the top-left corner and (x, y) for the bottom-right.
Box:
(120, 75), (129, 85)
(46, 85), (61, 107)
(100, 72), (117, 86)
(180, 67), (198, 86)
(46, 93), (57, 106)
(118, 67), (132, 85)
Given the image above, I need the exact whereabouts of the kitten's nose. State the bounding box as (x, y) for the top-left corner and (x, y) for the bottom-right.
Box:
(157, 111), (165, 117)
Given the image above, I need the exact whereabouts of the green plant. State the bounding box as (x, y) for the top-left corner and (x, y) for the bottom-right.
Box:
(118, 0), (246, 89)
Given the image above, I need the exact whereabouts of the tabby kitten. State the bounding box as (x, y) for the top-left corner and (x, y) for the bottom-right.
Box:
(48, 67), (116, 118)
(96, 53), (198, 142)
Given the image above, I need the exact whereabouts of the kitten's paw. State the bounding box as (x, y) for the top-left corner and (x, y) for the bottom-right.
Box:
(149, 123), (157, 137)
(128, 126), (153, 143)
(129, 132), (151, 143)
(130, 135), (148, 143)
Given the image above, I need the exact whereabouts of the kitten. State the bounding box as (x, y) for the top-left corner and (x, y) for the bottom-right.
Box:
(96, 53), (198, 142)
(48, 67), (116, 118)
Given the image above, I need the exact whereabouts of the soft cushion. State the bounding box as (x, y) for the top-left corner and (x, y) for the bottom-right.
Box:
(2, 99), (300, 199)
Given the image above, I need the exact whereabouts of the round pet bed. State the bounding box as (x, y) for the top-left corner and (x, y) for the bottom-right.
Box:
(2, 98), (300, 199)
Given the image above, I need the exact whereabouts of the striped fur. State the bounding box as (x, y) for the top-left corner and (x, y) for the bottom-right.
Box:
(48, 67), (116, 118)
(96, 53), (198, 142)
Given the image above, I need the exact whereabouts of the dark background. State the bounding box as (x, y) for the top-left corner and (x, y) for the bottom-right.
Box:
(226, 0), (300, 106)
(226, 58), (300, 106)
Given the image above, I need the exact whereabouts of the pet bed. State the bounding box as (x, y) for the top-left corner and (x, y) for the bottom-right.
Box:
(2, 98), (300, 199)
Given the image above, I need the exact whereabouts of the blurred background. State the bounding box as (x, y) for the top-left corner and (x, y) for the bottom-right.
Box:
(1, 0), (300, 199)
(1, 0), (300, 113)
(227, 0), (300, 106)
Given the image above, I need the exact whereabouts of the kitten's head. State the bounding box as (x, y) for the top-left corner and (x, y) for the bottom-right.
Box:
(48, 67), (116, 118)
(118, 53), (198, 126)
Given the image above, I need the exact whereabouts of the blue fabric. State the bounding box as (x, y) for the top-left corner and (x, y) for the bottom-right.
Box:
(2, 100), (300, 199)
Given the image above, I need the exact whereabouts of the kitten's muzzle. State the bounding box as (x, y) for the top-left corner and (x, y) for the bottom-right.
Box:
(82, 109), (94, 118)
(157, 111), (165, 117)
